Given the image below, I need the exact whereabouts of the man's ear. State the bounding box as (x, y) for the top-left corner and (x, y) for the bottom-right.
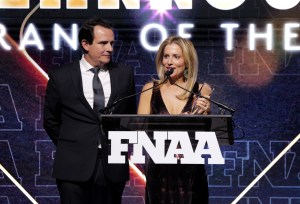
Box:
(81, 39), (89, 52)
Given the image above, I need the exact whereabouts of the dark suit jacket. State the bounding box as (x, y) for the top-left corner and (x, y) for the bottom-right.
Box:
(43, 61), (136, 183)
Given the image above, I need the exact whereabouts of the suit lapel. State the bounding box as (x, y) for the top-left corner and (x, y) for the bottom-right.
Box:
(107, 65), (118, 106)
(70, 62), (98, 117)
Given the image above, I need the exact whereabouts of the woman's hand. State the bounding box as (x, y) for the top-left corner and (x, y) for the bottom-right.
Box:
(191, 95), (210, 115)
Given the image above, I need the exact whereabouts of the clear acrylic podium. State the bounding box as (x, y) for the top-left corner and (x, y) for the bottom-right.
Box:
(101, 114), (234, 145)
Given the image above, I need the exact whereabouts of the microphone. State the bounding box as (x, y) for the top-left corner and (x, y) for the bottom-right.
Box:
(99, 69), (172, 114)
(173, 83), (235, 114)
(165, 68), (174, 77)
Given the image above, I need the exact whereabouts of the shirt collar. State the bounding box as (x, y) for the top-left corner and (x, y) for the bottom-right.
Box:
(80, 55), (108, 72)
(80, 55), (94, 72)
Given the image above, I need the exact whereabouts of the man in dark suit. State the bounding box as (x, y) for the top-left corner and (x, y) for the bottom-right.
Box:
(43, 17), (136, 204)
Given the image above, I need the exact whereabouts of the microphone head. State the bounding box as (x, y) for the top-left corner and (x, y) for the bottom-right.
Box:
(165, 68), (174, 77)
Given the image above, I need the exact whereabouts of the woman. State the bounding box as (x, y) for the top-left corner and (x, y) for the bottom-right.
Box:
(138, 36), (212, 204)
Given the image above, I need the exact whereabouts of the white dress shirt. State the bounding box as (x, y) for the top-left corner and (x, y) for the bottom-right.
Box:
(79, 56), (111, 149)
(79, 55), (111, 109)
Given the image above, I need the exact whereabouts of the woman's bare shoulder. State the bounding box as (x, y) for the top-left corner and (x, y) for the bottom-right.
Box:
(198, 83), (213, 95)
(142, 81), (154, 90)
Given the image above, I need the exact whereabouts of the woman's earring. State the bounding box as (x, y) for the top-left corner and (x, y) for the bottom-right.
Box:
(183, 68), (188, 82)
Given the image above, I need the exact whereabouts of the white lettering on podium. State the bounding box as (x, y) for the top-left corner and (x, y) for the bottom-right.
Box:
(108, 131), (225, 164)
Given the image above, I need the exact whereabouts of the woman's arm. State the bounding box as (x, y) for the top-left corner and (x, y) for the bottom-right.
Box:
(192, 83), (213, 115)
(137, 82), (154, 114)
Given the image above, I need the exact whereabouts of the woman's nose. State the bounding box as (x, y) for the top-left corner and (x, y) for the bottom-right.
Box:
(167, 57), (173, 65)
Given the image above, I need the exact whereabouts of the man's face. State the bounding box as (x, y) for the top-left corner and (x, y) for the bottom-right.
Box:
(82, 25), (114, 67)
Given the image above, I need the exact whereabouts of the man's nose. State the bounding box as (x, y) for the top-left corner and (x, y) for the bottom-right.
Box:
(106, 43), (113, 51)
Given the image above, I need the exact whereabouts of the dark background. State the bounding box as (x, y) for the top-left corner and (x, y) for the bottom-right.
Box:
(0, 0), (299, 203)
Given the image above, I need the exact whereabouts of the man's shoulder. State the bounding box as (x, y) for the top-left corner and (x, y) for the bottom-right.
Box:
(109, 62), (133, 72)
(58, 61), (79, 70)
(109, 62), (130, 69)
(49, 61), (79, 75)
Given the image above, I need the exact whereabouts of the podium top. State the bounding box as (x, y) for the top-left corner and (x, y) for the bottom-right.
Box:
(101, 114), (234, 145)
(101, 114), (232, 118)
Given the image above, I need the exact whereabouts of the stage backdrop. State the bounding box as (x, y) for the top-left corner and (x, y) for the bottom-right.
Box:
(0, 0), (299, 203)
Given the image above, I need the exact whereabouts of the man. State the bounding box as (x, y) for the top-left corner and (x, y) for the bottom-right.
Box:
(44, 17), (136, 204)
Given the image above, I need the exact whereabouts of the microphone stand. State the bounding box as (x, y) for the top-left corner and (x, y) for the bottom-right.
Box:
(99, 74), (171, 114)
(170, 75), (242, 141)
(173, 83), (235, 115)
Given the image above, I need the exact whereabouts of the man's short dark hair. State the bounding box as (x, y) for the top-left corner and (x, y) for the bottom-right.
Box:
(78, 18), (114, 52)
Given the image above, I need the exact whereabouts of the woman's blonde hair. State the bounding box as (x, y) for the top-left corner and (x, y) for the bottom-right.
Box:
(155, 36), (198, 99)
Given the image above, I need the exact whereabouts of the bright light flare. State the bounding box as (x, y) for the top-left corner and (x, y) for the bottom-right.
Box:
(155, 6), (167, 15)
(140, 1), (175, 24)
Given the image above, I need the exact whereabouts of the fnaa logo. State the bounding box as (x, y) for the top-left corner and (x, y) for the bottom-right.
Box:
(108, 131), (225, 164)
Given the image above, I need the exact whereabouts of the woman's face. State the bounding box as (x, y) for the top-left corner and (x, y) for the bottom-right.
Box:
(162, 43), (186, 80)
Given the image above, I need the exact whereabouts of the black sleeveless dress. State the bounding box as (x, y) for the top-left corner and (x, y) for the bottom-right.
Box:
(145, 82), (209, 204)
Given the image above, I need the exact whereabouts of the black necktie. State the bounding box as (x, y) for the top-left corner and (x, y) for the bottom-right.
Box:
(90, 67), (105, 112)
